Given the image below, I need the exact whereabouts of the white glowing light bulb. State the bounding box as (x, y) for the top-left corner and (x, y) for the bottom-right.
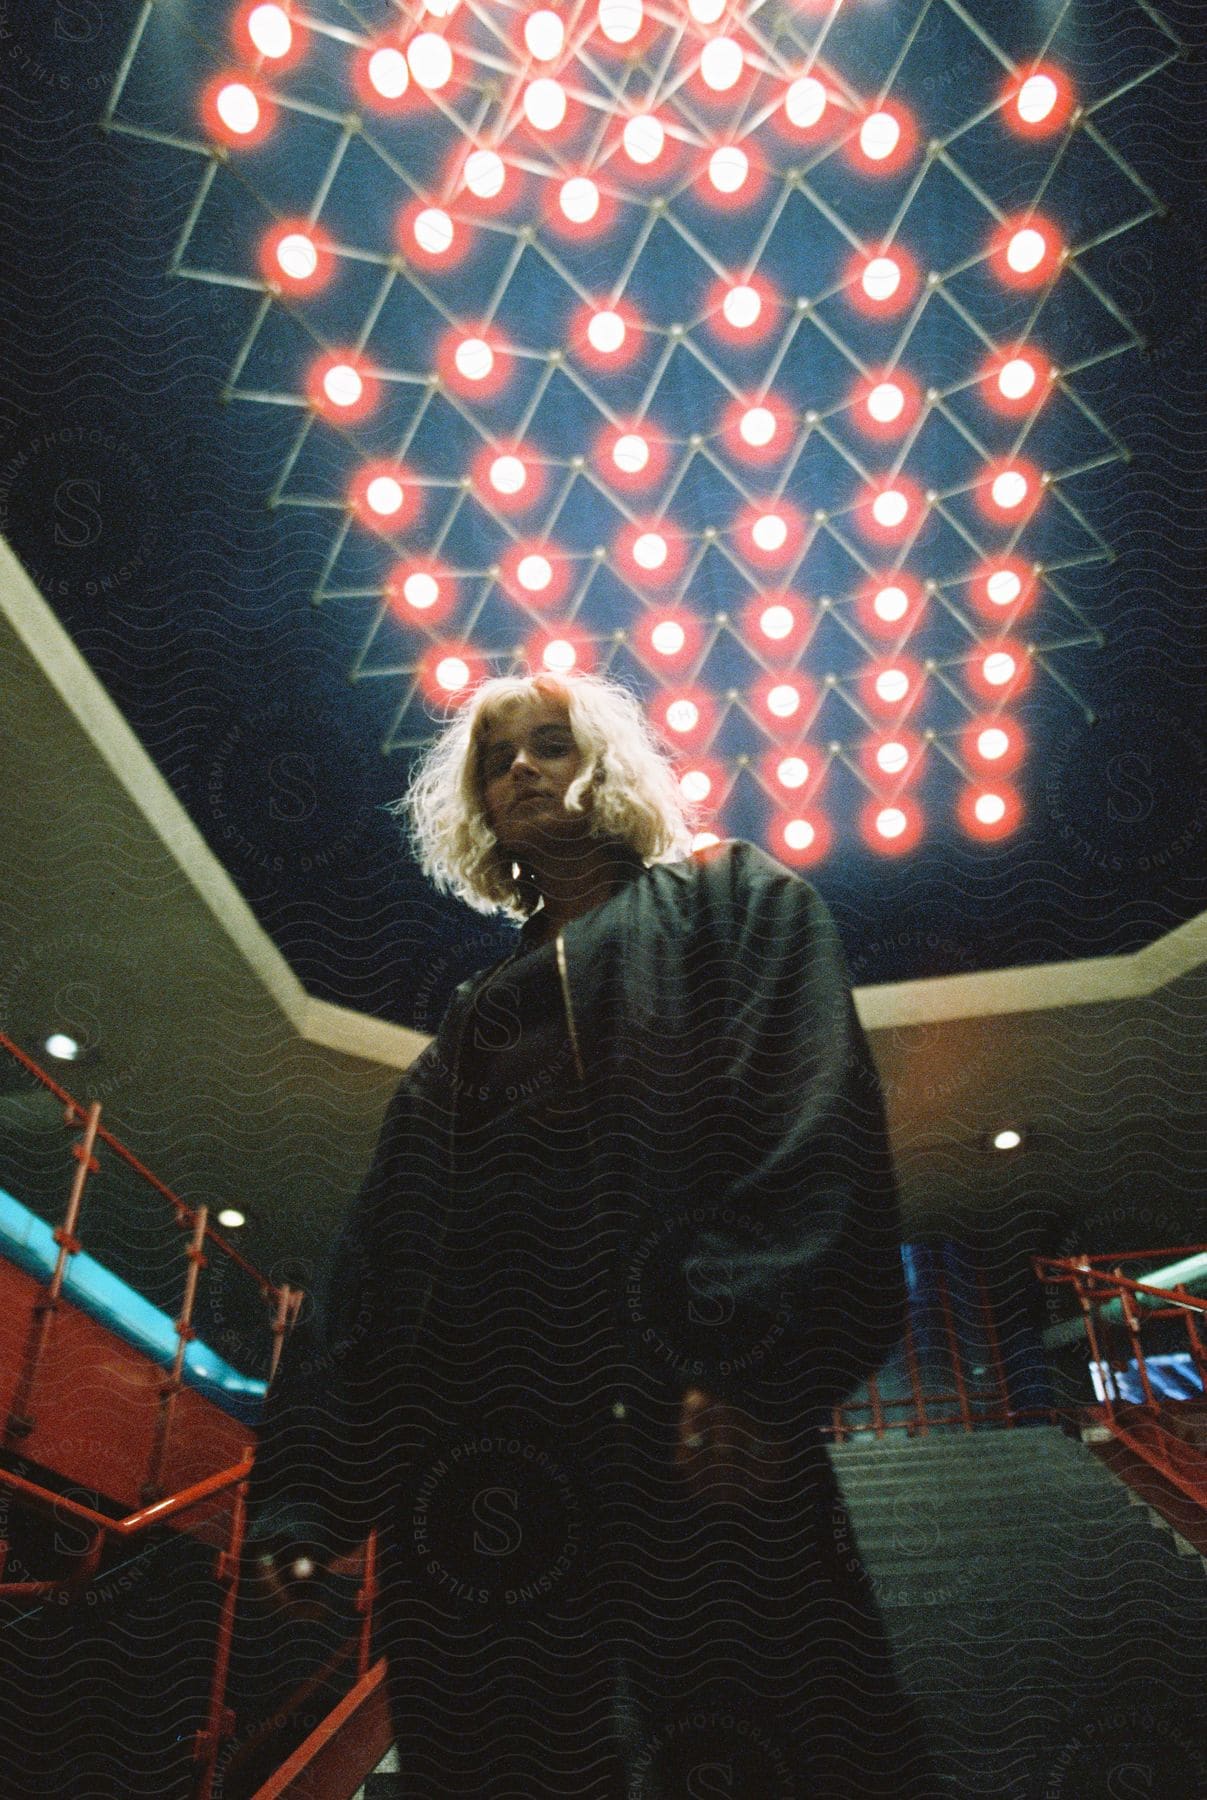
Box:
(518, 553), (553, 591)
(874, 585), (908, 623)
(1007, 227), (1046, 274)
(323, 364), (363, 407)
(986, 569), (1021, 606)
(867, 381), (905, 423)
(613, 433), (649, 474)
(708, 145), (748, 194)
(859, 110), (900, 161)
(700, 36), (742, 91)
(739, 406), (776, 448)
(490, 455), (526, 495)
(751, 513), (787, 553)
(785, 75), (826, 129)
(877, 807), (907, 839)
(875, 669), (909, 703)
(436, 656), (469, 691)
(688, 0), (725, 22)
(975, 792), (1006, 825)
(633, 531), (668, 570)
(692, 829), (720, 850)
(404, 572), (439, 609)
(760, 604), (794, 641)
(651, 620), (685, 655)
(464, 148), (505, 198)
(666, 699), (699, 732)
(414, 208), (454, 255)
(983, 651), (1016, 687)
(680, 769), (712, 802)
(366, 475), (404, 515)
(784, 818), (815, 851)
(872, 489), (908, 529)
(276, 233), (317, 280)
(217, 83), (260, 134)
(998, 357), (1037, 400)
(1017, 74), (1058, 123)
(560, 176), (600, 223)
(543, 639), (577, 671)
(587, 310), (625, 354)
(767, 683), (800, 719)
(777, 756), (809, 789)
(248, 6), (292, 58)
(408, 32), (453, 90)
(455, 337), (494, 381)
(977, 728), (1009, 760)
(524, 76), (567, 130)
(862, 256), (902, 302)
(623, 113), (664, 164)
(722, 284), (761, 330)
(991, 471), (1028, 510)
(525, 9), (564, 59)
(368, 47), (409, 98)
(877, 741), (908, 775)
(599, 0), (642, 44)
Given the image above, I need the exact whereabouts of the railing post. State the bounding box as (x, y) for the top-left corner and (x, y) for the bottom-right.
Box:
(193, 1449), (252, 1800)
(1183, 1310), (1207, 1396)
(1117, 1265), (1157, 1409)
(1074, 1261), (1116, 1421)
(901, 1316), (929, 1437)
(144, 1203), (209, 1502)
(5, 1099), (102, 1442)
(933, 1261), (974, 1431)
(974, 1259), (1014, 1425)
(866, 1372), (885, 1439)
(357, 1528), (378, 1681)
(268, 1282), (295, 1385)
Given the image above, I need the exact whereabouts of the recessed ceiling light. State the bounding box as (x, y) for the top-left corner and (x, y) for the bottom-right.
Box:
(217, 1207), (247, 1229)
(44, 1033), (81, 1061)
(992, 1128), (1023, 1151)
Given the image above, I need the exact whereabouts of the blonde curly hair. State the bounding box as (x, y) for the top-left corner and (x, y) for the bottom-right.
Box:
(398, 671), (696, 919)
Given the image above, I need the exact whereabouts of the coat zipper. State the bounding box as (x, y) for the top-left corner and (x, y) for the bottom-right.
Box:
(555, 929), (586, 1084)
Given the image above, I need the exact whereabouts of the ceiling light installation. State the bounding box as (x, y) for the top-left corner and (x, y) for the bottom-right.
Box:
(107, 0), (1177, 865)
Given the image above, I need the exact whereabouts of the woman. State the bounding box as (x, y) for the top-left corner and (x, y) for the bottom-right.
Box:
(248, 671), (938, 1797)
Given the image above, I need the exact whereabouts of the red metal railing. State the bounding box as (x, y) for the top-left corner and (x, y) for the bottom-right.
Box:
(0, 1032), (309, 1797)
(1032, 1246), (1207, 1512)
(0, 1030), (300, 1486)
(0, 1454), (253, 1796)
(828, 1264), (1050, 1441)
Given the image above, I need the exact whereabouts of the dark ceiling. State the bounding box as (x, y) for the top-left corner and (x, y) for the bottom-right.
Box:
(1, 0), (1205, 1038)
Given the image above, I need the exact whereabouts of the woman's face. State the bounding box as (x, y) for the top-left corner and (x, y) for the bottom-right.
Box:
(477, 694), (590, 855)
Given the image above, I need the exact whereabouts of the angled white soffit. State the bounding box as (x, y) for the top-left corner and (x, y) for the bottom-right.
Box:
(3, 534), (1203, 1070)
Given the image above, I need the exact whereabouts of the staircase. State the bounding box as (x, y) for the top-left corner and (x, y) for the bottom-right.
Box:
(828, 1423), (1207, 1799)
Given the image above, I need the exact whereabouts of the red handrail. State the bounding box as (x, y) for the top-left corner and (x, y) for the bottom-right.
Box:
(1033, 1248), (1207, 1514)
(0, 1030), (286, 1304)
(0, 1032), (319, 1798)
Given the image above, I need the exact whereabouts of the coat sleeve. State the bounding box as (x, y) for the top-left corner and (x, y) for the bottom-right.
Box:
(243, 1071), (433, 1560)
(653, 841), (906, 1424)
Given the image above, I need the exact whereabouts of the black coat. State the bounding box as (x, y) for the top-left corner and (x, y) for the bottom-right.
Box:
(247, 840), (935, 1797)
